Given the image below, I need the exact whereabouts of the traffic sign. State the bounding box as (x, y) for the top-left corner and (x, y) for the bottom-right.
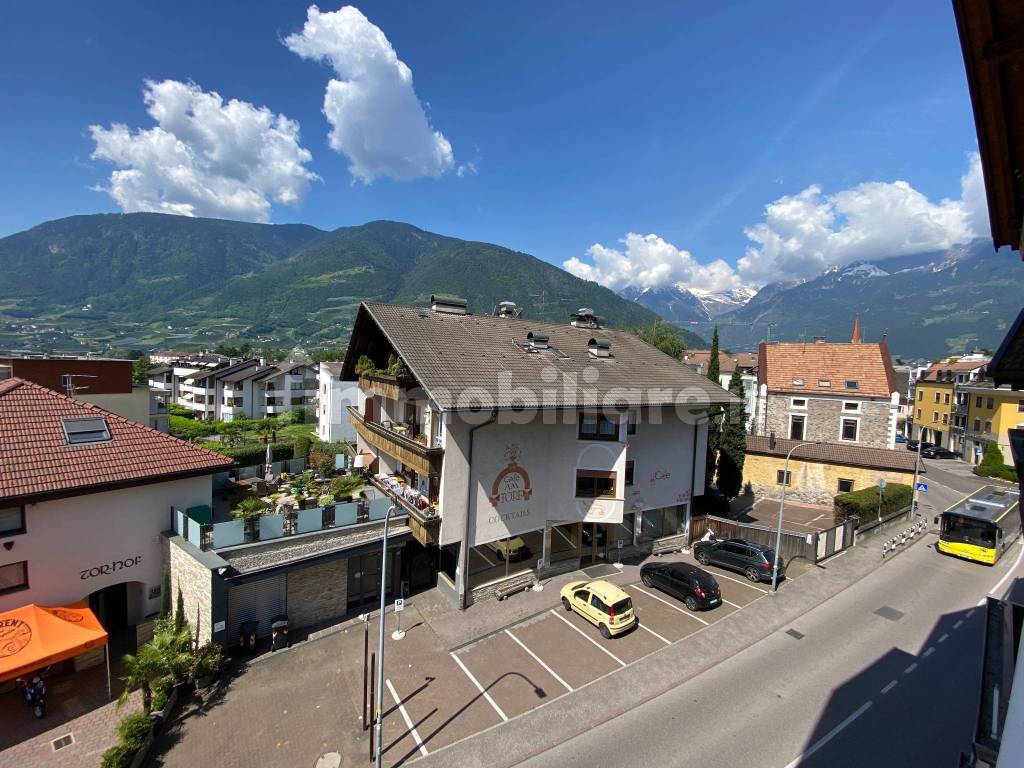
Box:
(915, 482), (928, 493)
(536, 557), (544, 571)
(393, 598), (404, 613)
(616, 539), (624, 549)
(877, 477), (887, 490)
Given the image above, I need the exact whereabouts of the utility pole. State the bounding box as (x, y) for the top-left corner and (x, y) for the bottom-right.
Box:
(910, 438), (924, 517)
(373, 506), (398, 768)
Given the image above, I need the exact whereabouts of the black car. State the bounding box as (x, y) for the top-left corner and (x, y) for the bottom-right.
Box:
(921, 446), (958, 459)
(906, 440), (934, 452)
(692, 538), (784, 583)
(640, 562), (721, 611)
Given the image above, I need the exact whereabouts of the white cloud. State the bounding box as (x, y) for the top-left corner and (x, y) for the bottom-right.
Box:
(89, 80), (317, 222)
(563, 233), (745, 295)
(738, 152), (988, 284)
(285, 5), (454, 183)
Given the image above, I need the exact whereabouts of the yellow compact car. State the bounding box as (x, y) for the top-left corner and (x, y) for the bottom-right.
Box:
(559, 579), (636, 638)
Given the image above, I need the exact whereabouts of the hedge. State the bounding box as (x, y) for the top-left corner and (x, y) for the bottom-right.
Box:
(973, 442), (1018, 482)
(834, 483), (913, 525)
(219, 442), (294, 467)
(169, 415), (217, 440)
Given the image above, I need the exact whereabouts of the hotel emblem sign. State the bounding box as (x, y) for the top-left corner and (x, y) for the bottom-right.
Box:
(488, 444), (532, 508)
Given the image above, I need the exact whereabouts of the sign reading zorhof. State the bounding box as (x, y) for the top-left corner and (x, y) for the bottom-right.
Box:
(80, 555), (142, 580)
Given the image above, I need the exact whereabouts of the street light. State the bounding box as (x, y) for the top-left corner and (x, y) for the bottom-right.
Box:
(373, 504), (398, 768)
(772, 441), (818, 593)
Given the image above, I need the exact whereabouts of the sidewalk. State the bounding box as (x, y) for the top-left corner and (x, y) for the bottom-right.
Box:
(411, 516), (933, 768)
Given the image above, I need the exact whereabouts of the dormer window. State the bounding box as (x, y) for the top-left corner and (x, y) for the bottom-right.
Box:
(61, 416), (111, 445)
(818, 379), (831, 388)
(526, 331), (549, 351)
(588, 337), (612, 358)
(792, 378), (805, 387)
(845, 380), (859, 390)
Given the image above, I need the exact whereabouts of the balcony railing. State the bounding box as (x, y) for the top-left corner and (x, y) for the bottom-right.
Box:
(174, 498), (400, 552)
(964, 429), (995, 442)
(348, 405), (443, 476)
(359, 372), (416, 400)
(368, 476), (440, 545)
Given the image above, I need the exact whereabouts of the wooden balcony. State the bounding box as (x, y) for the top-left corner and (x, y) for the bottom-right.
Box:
(348, 405), (443, 476)
(358, 372), (416, 400)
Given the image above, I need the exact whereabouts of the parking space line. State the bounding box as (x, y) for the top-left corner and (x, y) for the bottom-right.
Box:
(385, 678), (429, 757)
(721, 598), (742, 609)
(881, 680), (898, 695)
(548, 610), (626, 667)
(449, 652), (508, 722)
(636, 622), (671, 645)
(938, 633), (949, 643)
(631, 585), (710, 626)
(966, 609), (976, 618)
(954, 620), (964, 629)
(904, 662), (918, 675)
(703, 569), (769, 593)
(504, 629), (573, 693)
(923, 646), (935, 658)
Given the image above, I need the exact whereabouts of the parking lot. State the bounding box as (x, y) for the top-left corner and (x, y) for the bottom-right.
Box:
(151, 554), (801, 768)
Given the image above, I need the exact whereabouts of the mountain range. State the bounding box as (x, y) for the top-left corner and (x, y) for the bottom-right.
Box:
(621, 239), (1021, 358)
(0, 213), (705, 354)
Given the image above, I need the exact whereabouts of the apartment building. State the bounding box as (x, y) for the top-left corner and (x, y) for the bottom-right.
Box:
(912, 357), (988, 451)
(682, 349), (757, 430)
(962, 384), (1024, 465)
(343, 297), (734, 607)
(316, 361), (357, 443)
(753, 323), (900, 449)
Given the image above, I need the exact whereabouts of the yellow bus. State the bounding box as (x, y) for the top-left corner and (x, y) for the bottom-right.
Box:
(937, 486), (1021, 565)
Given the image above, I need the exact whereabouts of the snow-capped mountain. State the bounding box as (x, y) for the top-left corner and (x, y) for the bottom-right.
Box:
(619, 285), (710, 324)
(693, 286), (759, 317)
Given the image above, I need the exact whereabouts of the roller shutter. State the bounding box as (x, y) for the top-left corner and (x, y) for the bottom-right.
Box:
(226, 574), (287, 645)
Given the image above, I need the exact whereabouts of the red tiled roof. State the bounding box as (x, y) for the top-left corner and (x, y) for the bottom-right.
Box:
(918, 359), (988, 382)
(746, 435), (920, 473)
(757, 341), (896, 398)
(0, 378), (234, 502)
(683, 350), (758, 375)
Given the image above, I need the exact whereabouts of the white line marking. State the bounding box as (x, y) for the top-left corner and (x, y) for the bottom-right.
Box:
(938, 634), (949, 644)
(954, 620), (964, 629)
(386, 678), (429, 757)
(722, 598), (742, 609)
(923, 646), (935, 658)
(632, 585), (710, 625)
(904, 662), (918, 675)
(966, 609), (976, 619)
(504, 629), (573, 693)
(783, 700), (873, 768)
(548, 610), (626, 667)
(881, 680), (898, 694)
(988, 538), (1024, 600)
(636, 621), (672, 645)
(449, 652), (507, 722)
(703, 569), (769, 593)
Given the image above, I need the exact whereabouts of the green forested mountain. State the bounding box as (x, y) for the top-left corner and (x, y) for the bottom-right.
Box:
(0, 213), (676, 352)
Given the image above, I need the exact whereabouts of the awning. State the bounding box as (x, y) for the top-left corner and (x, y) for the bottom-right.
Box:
(0, 602), (108, 683)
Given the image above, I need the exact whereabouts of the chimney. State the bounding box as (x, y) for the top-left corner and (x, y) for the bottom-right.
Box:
(571, 307), (602, 329)
(587, 337), (611, 358)
(851, 315), (862, 344)
(526, 331), (549, 351)
(497, 301), (519, 318)
(431, 294), (468, 315)
(813, 335), (826, 343)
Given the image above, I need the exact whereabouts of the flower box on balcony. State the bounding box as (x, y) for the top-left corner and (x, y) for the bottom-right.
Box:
(359, 372), (415, 399)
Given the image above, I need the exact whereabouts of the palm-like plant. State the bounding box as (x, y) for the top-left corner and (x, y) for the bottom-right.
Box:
(118, 649), (163, 712)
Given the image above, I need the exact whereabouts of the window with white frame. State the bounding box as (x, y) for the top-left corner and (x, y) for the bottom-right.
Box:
(789, 414), (805, 440)
(790, 398), (807, 409)
(842, 401), (860, 412)
(840, 418), (859, 442)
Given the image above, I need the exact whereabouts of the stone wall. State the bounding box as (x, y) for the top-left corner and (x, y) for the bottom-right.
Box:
(470, 570), (535, 604)
(763, 394), (893, 449)
(745, 453), (915, 506)
(168, 539), (214, 644)
(286, 558), (348, 630)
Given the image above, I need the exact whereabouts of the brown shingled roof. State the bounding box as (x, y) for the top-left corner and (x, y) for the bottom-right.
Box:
(757, 341), (896, 398)
(342, 302), (737, 411)
(746, 434), (919, 473)
(917, 359), (989, 382)
(0, 378), (234, 503)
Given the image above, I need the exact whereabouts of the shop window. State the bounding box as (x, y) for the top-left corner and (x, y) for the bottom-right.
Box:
(625, 460), (635, 487)
(639, 506), (684, 541)
(468, 529), (544, 588)
(609, 513), (635, 550)
(0, 561), (28, 595)
(776, 470), (791, 486)
(0, 505), (25, 536)
(550, 524), (581, 563)
(576, 470), (616, 498)
(439, 543), (459, 582)
(578, 412), (619, 441)
(837, 478), (854, 493)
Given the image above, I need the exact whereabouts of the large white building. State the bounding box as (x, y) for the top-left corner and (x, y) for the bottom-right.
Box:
(343, 298), (735, 606)
(316, 361), (357, 443)
(0, 377), (232, 646)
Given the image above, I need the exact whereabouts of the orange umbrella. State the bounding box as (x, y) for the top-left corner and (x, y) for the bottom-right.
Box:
(0, 602), (109, 689)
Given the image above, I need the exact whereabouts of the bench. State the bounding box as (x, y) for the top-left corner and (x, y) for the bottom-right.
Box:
(496, 580), (532, 601)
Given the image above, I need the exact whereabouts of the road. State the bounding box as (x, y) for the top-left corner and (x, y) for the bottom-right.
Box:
(520, 480), (1022, 767)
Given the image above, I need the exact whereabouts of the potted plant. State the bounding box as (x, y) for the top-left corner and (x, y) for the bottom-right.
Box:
(189, 642), (224, 690)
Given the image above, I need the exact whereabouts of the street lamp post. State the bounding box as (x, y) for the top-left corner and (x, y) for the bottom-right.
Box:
(373, 505), (398, 768)
(910, 438), (924, 517)
(772, 441), (817, 593)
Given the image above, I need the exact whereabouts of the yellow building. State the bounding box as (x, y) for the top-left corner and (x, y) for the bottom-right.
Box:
(962, 385), (1024, 465)
(745, 435), (919, 506)
(911, 359), (988, 452)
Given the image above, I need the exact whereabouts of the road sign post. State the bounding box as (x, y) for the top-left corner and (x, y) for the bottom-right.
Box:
(532, 558), (545, 591)
(877, 477), (886, 523)
(614, 539), (624, 569)
(391, 598), (405, 641)
(915, 482), (928, 493)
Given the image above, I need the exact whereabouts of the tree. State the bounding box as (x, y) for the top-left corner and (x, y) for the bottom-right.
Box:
(132, 356), (153, 384)
(706, 326), (722, 485)
(174, 587), (185, 634)
(717, 369), (748, 498)
(310, 347), (347, 363)
(630, 318), (687, 360)
(118, 648), (163, 712)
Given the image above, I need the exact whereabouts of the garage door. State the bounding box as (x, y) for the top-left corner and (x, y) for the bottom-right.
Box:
(227, 574), (287, 645)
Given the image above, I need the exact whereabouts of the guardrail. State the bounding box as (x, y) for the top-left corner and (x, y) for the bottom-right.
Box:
(881, 519), (929, 558)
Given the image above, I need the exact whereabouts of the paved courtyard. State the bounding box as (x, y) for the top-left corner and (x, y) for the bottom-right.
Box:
(146, 552), (793, 768)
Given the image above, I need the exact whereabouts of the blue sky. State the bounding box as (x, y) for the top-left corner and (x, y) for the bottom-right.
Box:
(0, 1), (984, 290)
